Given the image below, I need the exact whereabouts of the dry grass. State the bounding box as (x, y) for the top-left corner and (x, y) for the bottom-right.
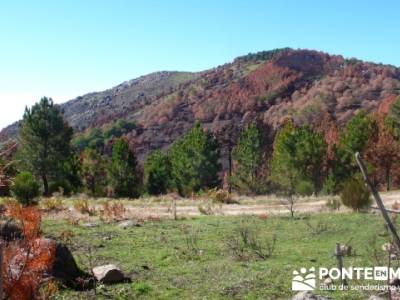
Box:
(41, 197), (64, 211)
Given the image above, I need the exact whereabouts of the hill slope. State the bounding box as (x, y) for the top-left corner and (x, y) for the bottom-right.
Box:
(2, 48), (400, 164)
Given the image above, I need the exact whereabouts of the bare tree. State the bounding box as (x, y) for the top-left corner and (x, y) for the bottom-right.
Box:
(280, 192), (297, 219)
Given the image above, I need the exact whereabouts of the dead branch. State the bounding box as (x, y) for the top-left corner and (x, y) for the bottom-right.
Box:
(355, 152), (400, 250)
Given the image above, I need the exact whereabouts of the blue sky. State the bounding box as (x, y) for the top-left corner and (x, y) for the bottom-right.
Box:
(0, 0), (399, 128)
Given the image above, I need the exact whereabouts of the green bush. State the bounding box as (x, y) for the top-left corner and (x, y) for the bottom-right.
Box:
(321, 173), (337, 195)
(340, 177), (371, 211)
(11, 172), (40, 205)
(295, 180), (314, 196)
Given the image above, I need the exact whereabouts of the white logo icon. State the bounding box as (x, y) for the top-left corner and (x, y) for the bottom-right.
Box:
(292, 267), (316, 291)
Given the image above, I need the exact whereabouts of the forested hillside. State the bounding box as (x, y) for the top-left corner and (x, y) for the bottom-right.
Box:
(1, 48), (400, 165)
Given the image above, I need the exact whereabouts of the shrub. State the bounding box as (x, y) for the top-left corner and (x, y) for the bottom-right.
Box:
(226, 219), (276, 260)
(11, 172), (40, 205)
(295, 180), (314, 196)
(180, 225), (201, 258)
(73, 199), (96, 215)
(3, 205), (56, 299)
(100, 201), (126, 221)
(198, 202), (217, 215)
(322, 173), (337, 195)
(41, 197), (64, 211)
(208, 189), (236, 204)
(340, 177), (371, 211)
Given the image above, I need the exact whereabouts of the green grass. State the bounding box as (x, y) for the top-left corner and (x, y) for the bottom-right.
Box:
(45, 212), (393, 299)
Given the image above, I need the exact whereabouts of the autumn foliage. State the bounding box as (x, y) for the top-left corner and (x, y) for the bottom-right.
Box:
(2, 204), (56, 300)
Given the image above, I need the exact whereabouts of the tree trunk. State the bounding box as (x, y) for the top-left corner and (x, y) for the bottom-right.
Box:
(42, 174), (49, 196)
(386, 167), (391, 192)
(228, 145), (232, 193)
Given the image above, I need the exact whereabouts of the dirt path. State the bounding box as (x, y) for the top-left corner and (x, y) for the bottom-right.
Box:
(119, 191), (400, 218)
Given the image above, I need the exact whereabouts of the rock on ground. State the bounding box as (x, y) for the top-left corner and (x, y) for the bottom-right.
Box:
(92, 264), (126, 284)
(368, 296), (385, 300)
(118, 220), (140, 229)
(52, 242), (93, 289)
(292, 291), (332, 300)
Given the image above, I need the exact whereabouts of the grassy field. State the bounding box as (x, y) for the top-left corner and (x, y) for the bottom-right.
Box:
(43, 211), (395, 300)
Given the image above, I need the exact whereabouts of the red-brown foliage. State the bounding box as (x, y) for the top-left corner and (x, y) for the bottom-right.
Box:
(365, 116), (400, 190)
(2, 205), (56, 300)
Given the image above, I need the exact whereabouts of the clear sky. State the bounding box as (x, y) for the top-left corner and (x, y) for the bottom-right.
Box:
(1, 0), (399, 128)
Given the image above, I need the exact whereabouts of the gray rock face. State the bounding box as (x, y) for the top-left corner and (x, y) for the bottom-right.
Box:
(292, 291), (332, 300)
(92, 264), (126, 284)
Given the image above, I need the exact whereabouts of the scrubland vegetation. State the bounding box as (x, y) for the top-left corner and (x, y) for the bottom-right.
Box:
(39, 212), (400, 299)
(1, 63), (400, 298)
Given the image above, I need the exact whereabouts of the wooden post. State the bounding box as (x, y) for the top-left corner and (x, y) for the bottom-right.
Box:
(172, 199), (177, 221)
(355, 152), (400, 250)
(335, 243), (347, 286)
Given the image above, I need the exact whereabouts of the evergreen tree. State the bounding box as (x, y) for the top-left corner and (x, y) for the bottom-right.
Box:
(292, 125), (327, 192)
(169, 122), (221, 196)
(333, 112), (377, 185)
(271, 122), (301, 195)
(270, 121), (326, 195)
(17, 97), (74, 196)
(49, 151), (82, 195)
(144, 150), (172, 195)
(231, 122), (265, 194)
(82, 148), (107, 197)
(108, 138), (140, 198)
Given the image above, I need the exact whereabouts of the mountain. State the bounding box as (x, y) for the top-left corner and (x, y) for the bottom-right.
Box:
(2, 48), (400, 165)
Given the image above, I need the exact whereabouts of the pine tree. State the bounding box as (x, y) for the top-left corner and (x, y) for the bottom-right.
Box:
(333, 112), (377, 185)
(231, 122), (265, 194)
(108, 138), (140, 198)
(169, 122), (221, 196)
(144, 150), (172, 195)
(292, 125), (327, 192)
(270, 121), (326, 195)
(82, 148), (107, 197)
(17, 97), (74, 196)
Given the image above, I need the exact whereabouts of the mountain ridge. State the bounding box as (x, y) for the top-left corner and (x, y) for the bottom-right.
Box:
(2, 48), (400, 166)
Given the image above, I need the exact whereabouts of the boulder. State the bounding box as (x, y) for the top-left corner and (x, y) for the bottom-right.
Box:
(368, 296), (385, 300)
(5, 238), (93, 290)
(92, 264), (126, 284)
(292, 291), (332, 300)
(382, 242), (395, 253)
(323, 277), (333, 286)
(118, 220), (140, 229)
(52, 242), (93, 289)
